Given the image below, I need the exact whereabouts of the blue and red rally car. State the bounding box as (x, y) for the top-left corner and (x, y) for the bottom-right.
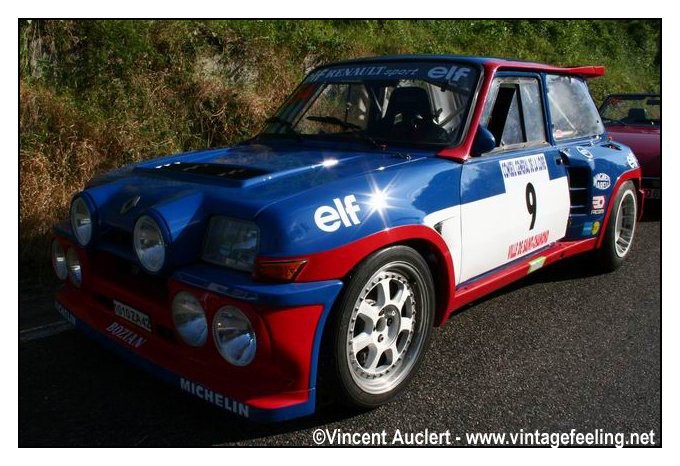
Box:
(52, 55), (643, 421)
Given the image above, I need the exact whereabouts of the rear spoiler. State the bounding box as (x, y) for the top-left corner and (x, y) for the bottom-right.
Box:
(561, 66), (606, 78)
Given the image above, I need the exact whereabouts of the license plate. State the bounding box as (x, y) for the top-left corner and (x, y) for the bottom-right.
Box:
(114, 300), (152, 332)
(645, 188), (661, 199)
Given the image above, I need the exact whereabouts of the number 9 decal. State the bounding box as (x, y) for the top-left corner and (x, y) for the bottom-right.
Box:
(526, 182), (537, 230)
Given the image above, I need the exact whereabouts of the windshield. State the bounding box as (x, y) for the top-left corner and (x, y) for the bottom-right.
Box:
(600, 95), (660, 126)
(261, 62), (480, 147)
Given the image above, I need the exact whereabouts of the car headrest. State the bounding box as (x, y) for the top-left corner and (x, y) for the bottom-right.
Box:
(384, 87), (433, 122)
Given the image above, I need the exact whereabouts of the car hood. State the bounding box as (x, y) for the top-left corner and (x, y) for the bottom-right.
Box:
(82, 141), (428, 261)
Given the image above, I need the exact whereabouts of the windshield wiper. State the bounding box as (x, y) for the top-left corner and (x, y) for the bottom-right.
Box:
(345, 130), (386, 150)
(306, 115), (362, 131)
(305, 115), (385, 149)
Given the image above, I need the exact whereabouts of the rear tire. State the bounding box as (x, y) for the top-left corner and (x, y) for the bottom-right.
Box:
(594, 181), (638, 272)
(322, 246), (435, 409)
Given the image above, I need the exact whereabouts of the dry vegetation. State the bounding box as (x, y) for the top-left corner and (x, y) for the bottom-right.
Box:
(19, 19), (660, 284)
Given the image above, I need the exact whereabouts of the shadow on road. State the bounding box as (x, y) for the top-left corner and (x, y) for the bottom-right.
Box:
(19, 216), (660, 446)
(19, 329), (364, 446)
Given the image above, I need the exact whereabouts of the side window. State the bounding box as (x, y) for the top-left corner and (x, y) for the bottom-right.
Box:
(546, 74), (604, 141)
(480, 77), (546, 152)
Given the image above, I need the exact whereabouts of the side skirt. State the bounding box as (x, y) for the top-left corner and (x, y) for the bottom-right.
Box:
(440, 238), (597, 323)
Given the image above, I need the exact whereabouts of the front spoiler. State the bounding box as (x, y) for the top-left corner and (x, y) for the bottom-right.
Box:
(54, 297), (322, 422)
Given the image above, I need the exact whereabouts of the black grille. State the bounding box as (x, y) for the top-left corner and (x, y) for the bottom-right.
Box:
(156, 162), (269, 180)
(567, 166), (591, 215)
(104, 227), (132, 249)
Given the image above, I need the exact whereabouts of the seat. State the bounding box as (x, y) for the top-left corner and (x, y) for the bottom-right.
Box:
(377, 87), (448, 142)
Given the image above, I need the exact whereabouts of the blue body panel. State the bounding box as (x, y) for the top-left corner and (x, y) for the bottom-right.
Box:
(83, 140), (463, 262)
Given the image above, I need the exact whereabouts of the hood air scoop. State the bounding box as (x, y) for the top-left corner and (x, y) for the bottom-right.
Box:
(156, 162), (270, 180)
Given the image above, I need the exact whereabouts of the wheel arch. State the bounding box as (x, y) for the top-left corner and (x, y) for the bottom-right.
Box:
(288, 225), (456, 328)
(596, 168), (643, 249)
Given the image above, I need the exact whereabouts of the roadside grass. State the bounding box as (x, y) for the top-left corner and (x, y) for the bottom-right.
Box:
(19, 19), (660, 284)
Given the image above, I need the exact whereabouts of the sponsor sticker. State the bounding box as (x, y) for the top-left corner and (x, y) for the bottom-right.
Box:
(499, 153), (548, 180)
(426, 65), (472, 84)
(593, 173), (611, 190)
(527, 256), (546, 274)
(180, 378), (250, 418)
(627, 154), (639, 169)
(314, 195), (361, 232)
(582, 222), (594, 236)
(114, 300), (152, 332)
(55, 301), (76, 325)
(105, 322), (146, 348)
(592, 195), (605, 210)
(507, 230), (550, 260)
(591, 196), (605, 215)
(592, 221), (601, 235)
(304, 63), (477, 93)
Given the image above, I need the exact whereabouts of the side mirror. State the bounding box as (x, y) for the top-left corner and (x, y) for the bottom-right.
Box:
(472, 125), (496, 156)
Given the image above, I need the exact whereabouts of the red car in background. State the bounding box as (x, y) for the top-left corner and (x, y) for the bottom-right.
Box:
(600, 94), (661, 200)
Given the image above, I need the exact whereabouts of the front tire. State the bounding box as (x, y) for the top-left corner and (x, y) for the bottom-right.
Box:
(594, 181), (638, 271)
(325, 246), (435, 409)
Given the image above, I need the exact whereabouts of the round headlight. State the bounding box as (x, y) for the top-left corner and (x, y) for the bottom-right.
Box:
(51, 240), (68, 280)
(171, 292), (208, 347)
(213, 306), (256, 366)
(70, 197), (93, 246)
(133, 215), (165, 272)
(66, 248), (82, 287)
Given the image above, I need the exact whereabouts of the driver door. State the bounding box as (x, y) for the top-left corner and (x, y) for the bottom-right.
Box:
(458, 74), (571, 284)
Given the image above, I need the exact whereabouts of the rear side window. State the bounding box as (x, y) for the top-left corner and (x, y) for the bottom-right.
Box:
(546, 75), (604, 141)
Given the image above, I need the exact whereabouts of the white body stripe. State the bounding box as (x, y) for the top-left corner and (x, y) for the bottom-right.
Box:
(423, 206), (462, 285)
(423, 153), (570, 286)
(459, 154), (570, 283)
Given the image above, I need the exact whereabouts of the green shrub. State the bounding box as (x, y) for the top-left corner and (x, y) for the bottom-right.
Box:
(19, 19), (660, 284)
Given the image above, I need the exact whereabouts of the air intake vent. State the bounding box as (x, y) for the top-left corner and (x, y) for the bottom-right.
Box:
(156, 162), (269, 180)
(566, 167), (591, 216)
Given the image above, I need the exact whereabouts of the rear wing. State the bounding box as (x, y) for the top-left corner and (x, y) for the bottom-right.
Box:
(562, 66), (606, 78)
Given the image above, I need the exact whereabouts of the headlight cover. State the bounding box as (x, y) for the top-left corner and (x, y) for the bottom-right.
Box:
(202, 217), (259, 272)
(133, 215), (166, 272)
(171, 292), (208, 347)
(70, 196), (93, 246)
(66, 248), (82, 287)
(213, 306), (256, 366)
(51, 240), (68, 280)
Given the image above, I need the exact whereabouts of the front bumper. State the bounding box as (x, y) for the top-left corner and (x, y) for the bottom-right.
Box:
(53, 236), (343, 422)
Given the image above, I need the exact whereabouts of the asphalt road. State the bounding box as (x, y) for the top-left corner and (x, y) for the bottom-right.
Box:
(19, 210), (660, 447)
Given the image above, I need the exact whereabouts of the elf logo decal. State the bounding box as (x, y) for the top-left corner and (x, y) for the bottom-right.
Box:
(427, 65), (471, 83)
(593, 173), (611, 190)
(314, 195), (361, 232)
